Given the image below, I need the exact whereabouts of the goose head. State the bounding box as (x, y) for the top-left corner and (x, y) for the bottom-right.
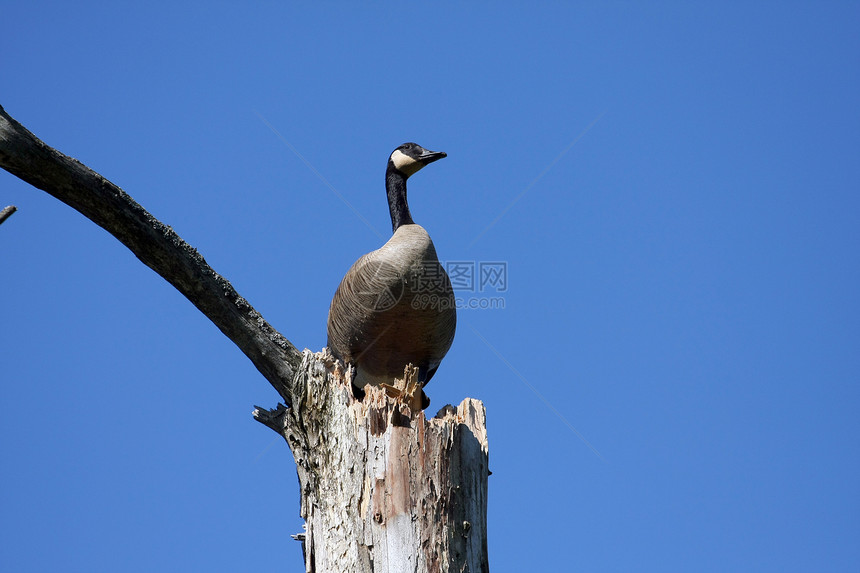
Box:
(388, 142), (447, 178)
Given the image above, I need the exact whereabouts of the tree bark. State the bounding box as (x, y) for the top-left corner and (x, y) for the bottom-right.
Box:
(255, 350), (489, 573)
(0, 204), (16, 225)
(1, 104), (490, 571)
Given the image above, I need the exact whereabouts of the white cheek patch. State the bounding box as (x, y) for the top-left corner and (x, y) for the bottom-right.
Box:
(391, 149), (421, 175)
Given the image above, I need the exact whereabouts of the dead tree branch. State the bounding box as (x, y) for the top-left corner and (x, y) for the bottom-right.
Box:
(0, 204), (17, 225)
(0, 104), (301, 403)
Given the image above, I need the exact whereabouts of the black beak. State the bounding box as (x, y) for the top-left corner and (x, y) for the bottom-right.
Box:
(418, 148), (447, 165)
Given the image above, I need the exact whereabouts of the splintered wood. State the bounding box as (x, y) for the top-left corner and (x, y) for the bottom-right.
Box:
(379, 365), (424, 414)
(264, 349), (489, 573)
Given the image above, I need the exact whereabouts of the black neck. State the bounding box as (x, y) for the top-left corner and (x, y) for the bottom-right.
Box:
(386, 165), (413, 232)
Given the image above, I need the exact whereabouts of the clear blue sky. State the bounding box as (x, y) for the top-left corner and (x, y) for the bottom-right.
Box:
(2, 2), (858, 571)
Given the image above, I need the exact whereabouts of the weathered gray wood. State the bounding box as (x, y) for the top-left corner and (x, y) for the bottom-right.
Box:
(256, 350), (490, 573)
(0, 104), (301, 403)
(0, 205), (16, 225)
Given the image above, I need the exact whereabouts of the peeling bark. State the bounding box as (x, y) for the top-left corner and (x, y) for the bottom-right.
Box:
(255, 350), (490, 573)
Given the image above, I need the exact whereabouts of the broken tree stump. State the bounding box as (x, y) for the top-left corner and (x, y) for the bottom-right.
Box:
(255, 350), (490, 572)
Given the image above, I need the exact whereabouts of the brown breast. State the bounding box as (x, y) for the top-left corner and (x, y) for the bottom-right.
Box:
(327, 224), (456, 387)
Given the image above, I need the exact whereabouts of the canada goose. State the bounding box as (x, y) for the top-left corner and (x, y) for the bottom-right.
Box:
(327, 143), (456, 404)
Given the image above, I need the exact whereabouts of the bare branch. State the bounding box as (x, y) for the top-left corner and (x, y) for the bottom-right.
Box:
(0, 104), (301, 404)
(252, 402), (290, 434)
(0, 205), (17, 225)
